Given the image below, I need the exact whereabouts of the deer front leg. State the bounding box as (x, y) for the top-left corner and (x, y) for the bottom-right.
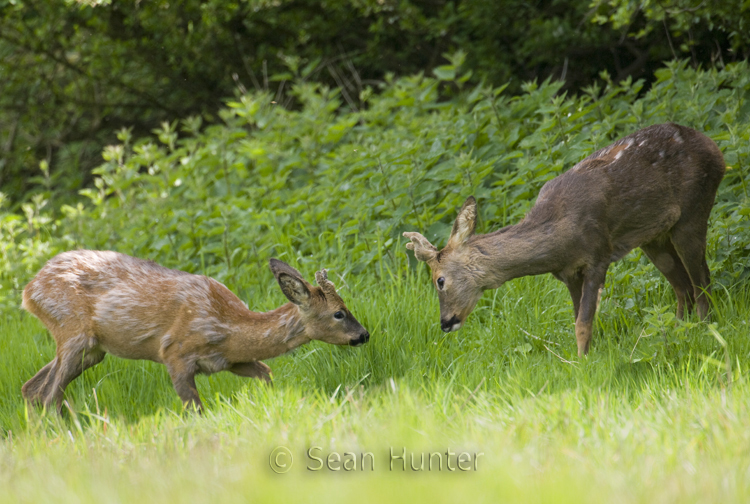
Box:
(561, 272), (584, 321)
(229, 361), (273, 384)
(166, 360), (203, 412)
(575, 267), (608, 357)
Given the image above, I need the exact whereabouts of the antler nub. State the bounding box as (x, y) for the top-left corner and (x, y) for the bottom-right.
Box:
(315, 269), (337, 297)
(403, 232), (438, 263)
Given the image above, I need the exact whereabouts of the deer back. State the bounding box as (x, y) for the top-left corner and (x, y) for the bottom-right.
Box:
(530, 123), (725, 262)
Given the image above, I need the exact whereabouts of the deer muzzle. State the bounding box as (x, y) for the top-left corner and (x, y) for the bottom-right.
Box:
(349, 331), (370, 347)
(440, 315), (462, 333)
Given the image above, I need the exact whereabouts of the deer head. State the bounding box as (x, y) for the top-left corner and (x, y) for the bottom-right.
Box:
(269, 258), (369, 346)
(404, 196), (485, 332)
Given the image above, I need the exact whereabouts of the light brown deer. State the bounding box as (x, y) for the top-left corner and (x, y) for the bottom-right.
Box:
(404, 123), (725, 357)
(21, 251), (369, 412)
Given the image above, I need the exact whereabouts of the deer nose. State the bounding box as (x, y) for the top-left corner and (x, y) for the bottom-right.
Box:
(441, 316), (461, 333)
(349, 331), (370, 346)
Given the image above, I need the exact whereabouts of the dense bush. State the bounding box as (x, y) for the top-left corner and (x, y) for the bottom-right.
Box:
(1, 0), (747, 203)
(1, 58), (749, 314)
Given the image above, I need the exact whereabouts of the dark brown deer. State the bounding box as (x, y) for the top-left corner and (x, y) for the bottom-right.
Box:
(22, 251), (369, 412)
(404, 123), (725, 357)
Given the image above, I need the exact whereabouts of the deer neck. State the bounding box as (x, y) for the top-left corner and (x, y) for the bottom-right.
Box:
(473, 219), (565, 289)
(229, 302), (309, 362)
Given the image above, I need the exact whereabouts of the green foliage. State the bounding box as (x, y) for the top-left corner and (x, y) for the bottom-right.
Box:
(2, 0), (747, 205)
(2, 59), (750, 312)
(592, 0), (750, 54)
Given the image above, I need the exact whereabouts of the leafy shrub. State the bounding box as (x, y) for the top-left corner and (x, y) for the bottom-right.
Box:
(1, 59), (750, 318)
(2, 0), (746, 204)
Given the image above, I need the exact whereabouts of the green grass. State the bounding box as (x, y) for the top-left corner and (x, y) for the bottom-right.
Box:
(2, 263), (750, 502)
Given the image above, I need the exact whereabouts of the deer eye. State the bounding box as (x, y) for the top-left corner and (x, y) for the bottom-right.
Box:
(334, 311), (345, 320)
(437, 277), (445, 290)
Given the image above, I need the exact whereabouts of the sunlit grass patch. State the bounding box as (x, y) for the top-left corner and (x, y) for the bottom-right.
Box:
(2, 268), (749, 502)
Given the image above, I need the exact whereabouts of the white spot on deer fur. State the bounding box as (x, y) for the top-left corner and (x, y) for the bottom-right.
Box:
(639, 140), (647, 147)
(659, 150), (665, 158)
(615, 149), (624, 160)
(673, 131), (683, 143)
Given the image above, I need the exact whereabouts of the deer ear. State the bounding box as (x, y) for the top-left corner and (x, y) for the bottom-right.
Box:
(269, 258), (311, 306)
(447, 196), (477, 248)
(403, 232), (438, 263)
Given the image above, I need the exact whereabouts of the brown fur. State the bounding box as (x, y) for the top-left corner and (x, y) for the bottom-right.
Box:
(405, 123), (725, 357)
(21, 251), (369, 412)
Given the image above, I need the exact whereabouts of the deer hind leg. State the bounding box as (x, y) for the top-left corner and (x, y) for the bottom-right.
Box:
(22, 358), (59, 404)
(575, 267), (608, 357)
(43, 337), (106, 413)
(641, 239), (695, 319)
(22, 299), (67, 404)
(229, 361), (273, 384)
(669, 224), (711, 319)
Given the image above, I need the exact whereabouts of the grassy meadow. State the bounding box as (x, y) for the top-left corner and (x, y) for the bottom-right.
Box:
(2, 60), (750, 501)
(1, 263), (750, 502)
